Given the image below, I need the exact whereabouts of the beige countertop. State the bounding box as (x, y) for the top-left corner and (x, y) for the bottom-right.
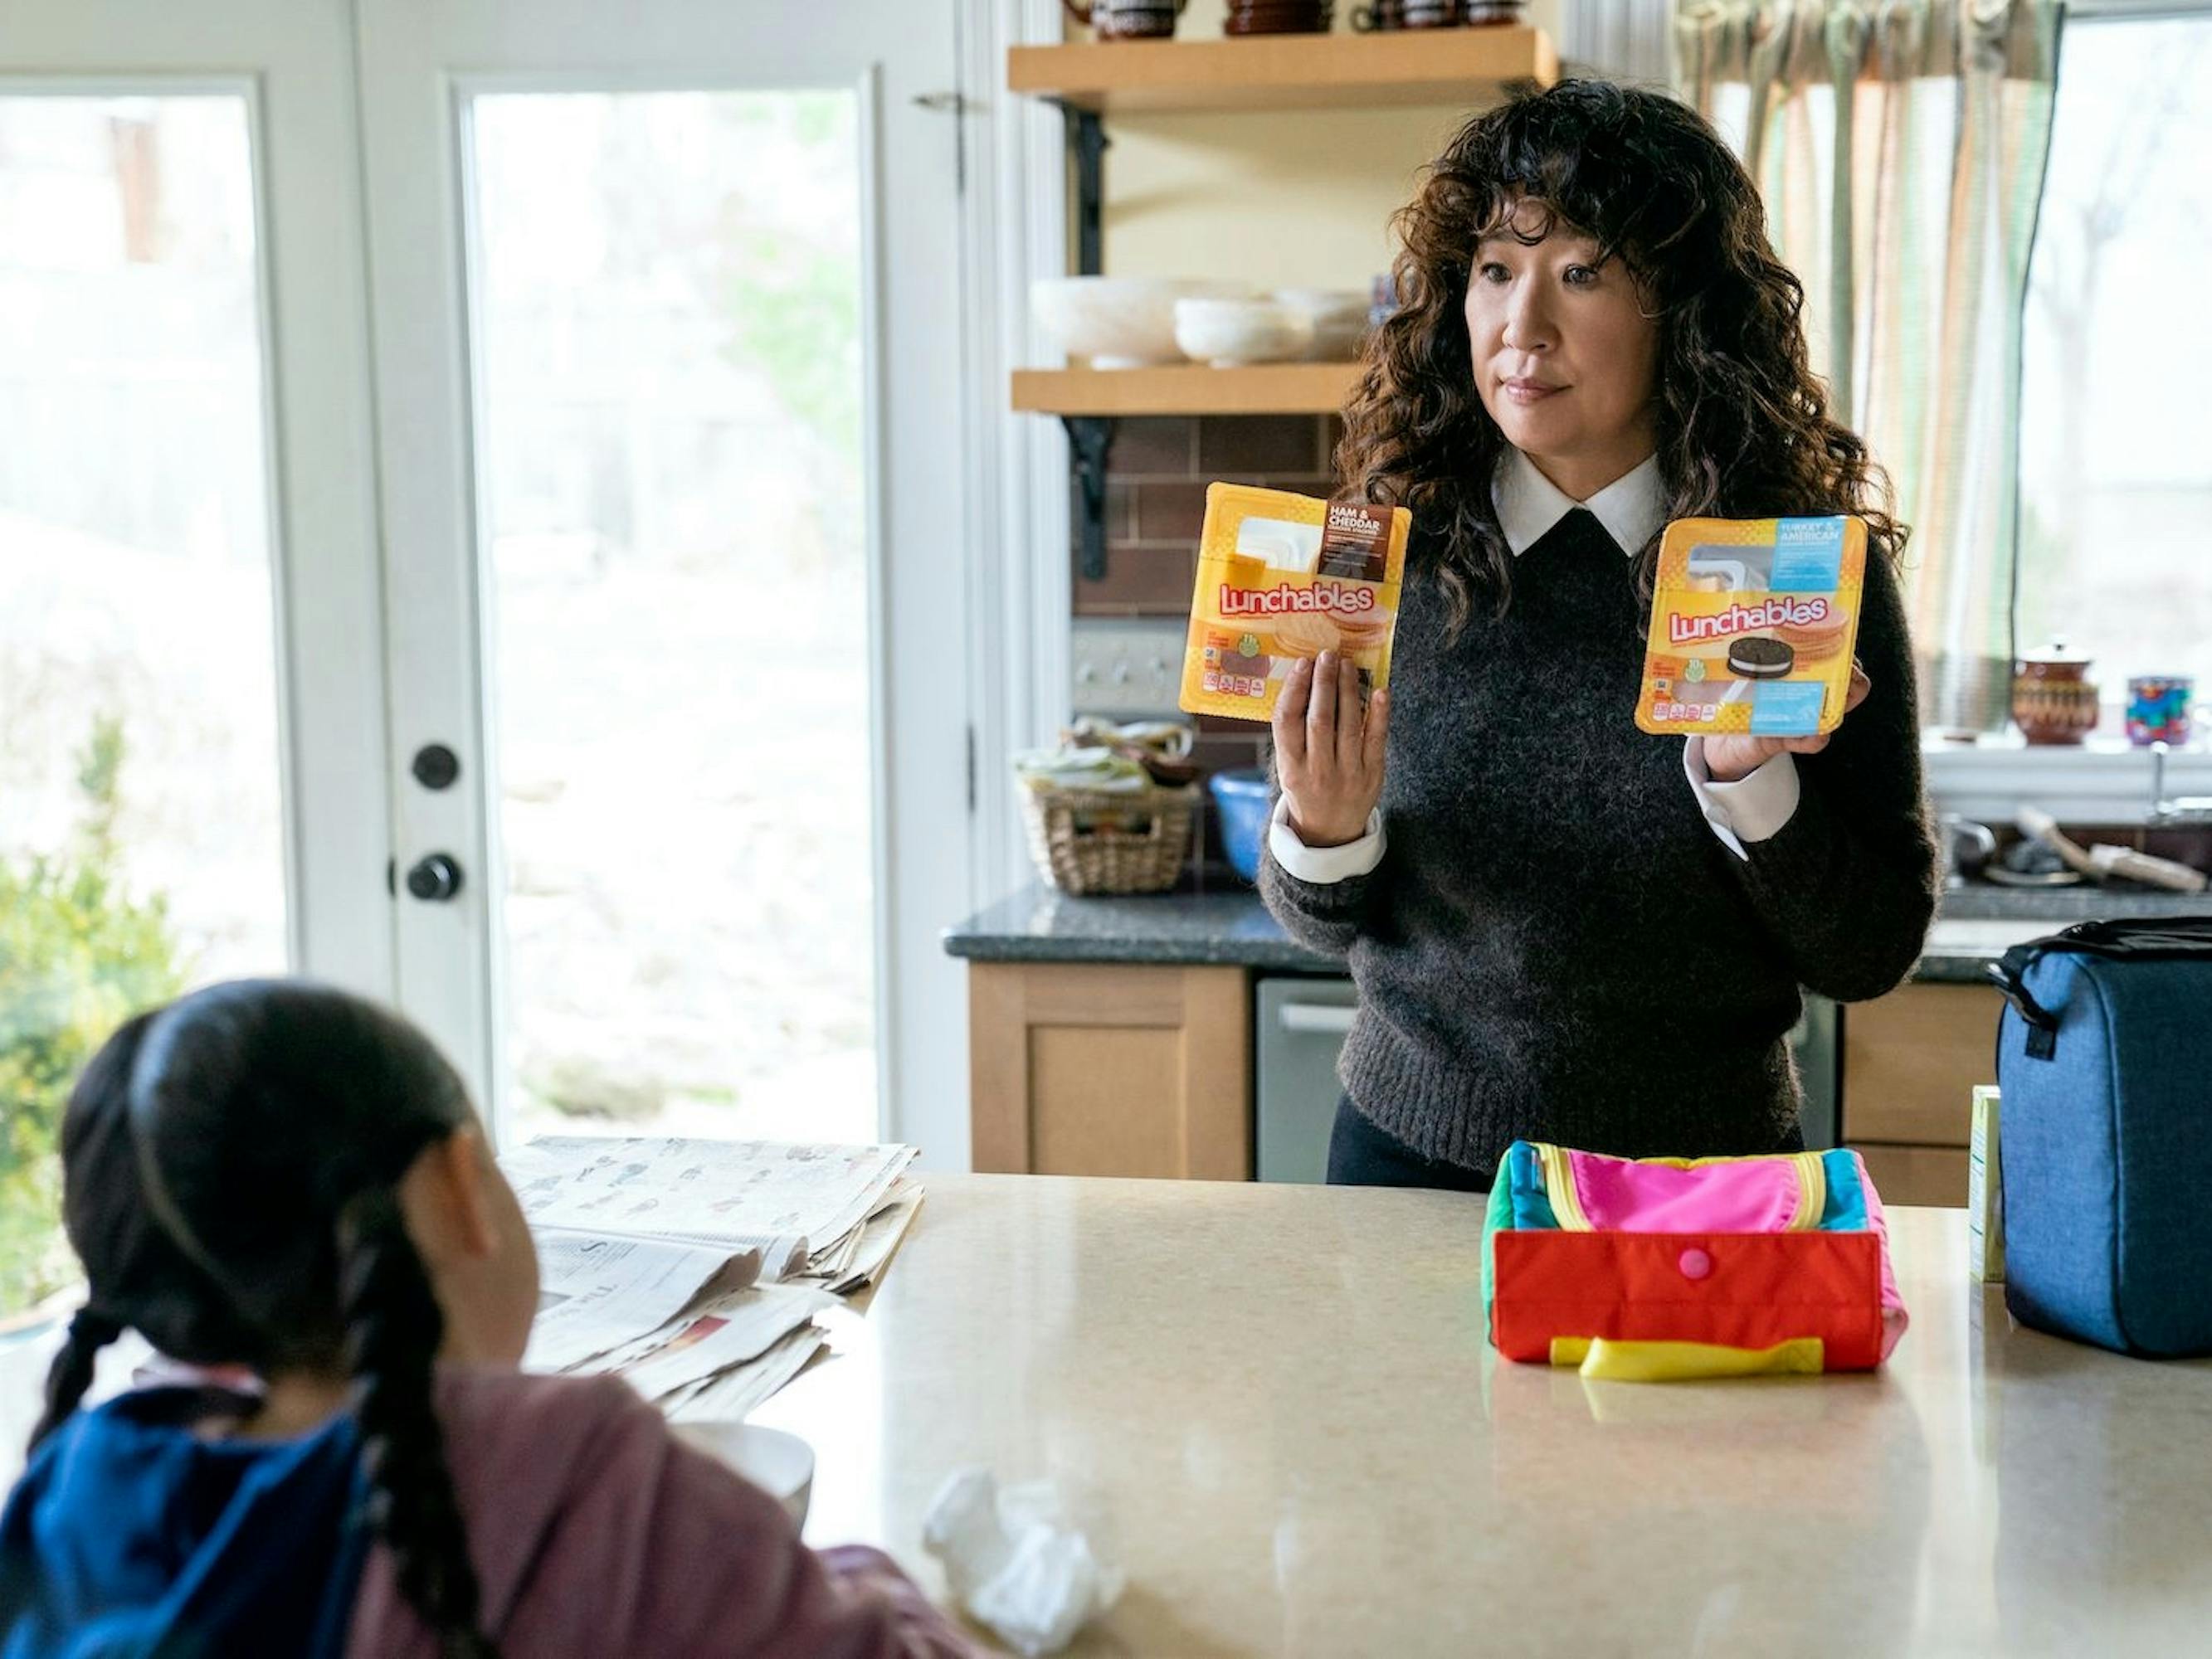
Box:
(754, 1172), (2212, 1657)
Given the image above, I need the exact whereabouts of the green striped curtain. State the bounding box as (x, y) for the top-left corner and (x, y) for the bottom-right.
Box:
(1674, 0), (2063, 732)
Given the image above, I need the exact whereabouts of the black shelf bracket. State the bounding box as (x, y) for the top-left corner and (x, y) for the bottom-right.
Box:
(1064, 415), (1117, 582)
(1054, 102), (1114, 581)
(1061, 104), (1108, 278)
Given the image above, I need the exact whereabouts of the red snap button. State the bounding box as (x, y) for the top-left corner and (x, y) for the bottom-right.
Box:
(1678, 1248), (1713, 1281)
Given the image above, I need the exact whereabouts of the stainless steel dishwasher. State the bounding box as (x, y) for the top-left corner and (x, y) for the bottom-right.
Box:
(1254, 975), (1839, 1185)
(1254, 976), (1361, 1184)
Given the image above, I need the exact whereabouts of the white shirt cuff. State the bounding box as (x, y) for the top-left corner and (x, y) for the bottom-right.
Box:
(1683, 739), (1800, 862)
(1267, 796), (1386, 884)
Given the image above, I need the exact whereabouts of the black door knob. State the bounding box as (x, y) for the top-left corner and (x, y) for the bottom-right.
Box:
(404, 854), (465, 902)
(412, 743), (462, 791)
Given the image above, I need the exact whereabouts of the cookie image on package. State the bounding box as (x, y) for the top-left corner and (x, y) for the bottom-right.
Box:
(1727, 635), (1795, 680)
(1269, 613), (1343, 659)
(1327, 609), (1395, 674)
(1333, 608), (1393, 653)
(1777, 615), (1851, 662)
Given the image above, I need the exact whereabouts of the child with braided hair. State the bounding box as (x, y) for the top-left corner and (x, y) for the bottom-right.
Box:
(0, 980), (989, 1658)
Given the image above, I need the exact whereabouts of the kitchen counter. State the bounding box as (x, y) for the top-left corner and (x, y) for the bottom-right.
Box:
(944, 881), (2212, 983)
(755, 1174), (2212, 1656)
(945, 883), (1339, 971)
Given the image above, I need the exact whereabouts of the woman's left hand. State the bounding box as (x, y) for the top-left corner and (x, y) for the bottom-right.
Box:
(1703, 659), (1873, 783)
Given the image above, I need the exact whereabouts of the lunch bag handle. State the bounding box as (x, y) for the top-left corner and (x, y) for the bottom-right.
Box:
(1988, 917), (2212, 1062)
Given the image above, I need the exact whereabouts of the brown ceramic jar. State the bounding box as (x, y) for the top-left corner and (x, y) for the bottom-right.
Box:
(2012, 642), (2101, 747)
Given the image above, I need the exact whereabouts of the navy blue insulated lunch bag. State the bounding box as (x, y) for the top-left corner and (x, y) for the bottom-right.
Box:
(1988, 917), (2212, 1357)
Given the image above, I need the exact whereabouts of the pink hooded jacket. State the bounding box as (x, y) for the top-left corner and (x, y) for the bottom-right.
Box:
(348, 1367), (990, 1658)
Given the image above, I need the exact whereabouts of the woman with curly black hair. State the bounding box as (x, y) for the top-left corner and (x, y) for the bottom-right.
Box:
(0, 980), (982, 1658)
(1261, 80), (1938, 1190)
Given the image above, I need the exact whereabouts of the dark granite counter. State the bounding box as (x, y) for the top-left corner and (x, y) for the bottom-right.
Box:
(944, 884), (1339, 971)
(944, 880), (2212, 983)
(1915, 885), (2212, 922)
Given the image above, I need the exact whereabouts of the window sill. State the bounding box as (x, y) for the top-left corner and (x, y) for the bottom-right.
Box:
(1922, 735), (2212, 824)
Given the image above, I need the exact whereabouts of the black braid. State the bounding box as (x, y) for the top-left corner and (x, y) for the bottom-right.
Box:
(339, 1189), (498, 1659)
(27, 1306), (124, 1452)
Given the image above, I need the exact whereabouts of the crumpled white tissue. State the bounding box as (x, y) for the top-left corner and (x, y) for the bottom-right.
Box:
(921, 1467), (1123, 1657)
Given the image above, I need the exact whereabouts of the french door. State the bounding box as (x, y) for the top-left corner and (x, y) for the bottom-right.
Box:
(0, 0), (973, 1249)
(355, 2), (972, 1158)
(0, 0), (392, 1319)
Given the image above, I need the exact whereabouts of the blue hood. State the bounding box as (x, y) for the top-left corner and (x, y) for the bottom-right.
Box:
(0, 1387), (368, 1659)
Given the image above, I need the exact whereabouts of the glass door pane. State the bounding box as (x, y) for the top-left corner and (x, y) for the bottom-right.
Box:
(0, 93), (286, 1316)
(466, 90), (875, 1145)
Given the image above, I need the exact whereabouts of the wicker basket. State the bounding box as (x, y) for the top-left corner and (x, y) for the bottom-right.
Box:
(1021, 780), (1198, 896)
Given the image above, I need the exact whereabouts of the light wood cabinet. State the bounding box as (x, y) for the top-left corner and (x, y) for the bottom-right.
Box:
(960, 961), (2005, 1199)
(969, 962), (1251, 1180)
(1848, 1143), (1971, 1209)
(1841, 981), (2003, 1208)
(1842, 983), (2004, 1146)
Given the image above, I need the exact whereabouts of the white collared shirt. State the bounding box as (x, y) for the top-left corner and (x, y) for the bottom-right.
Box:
(1493, 445), (1667, 560)
(1269, 448), (1800, 883)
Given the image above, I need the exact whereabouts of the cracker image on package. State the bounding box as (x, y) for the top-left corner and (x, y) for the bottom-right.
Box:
(1179, 484), (1411, 723)
(1637, 514), (1868, 738)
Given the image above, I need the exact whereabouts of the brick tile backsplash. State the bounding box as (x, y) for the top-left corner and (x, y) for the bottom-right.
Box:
(1070, 476), (1136, 544)
(1195, 711), (1267, 735)
(1133, 480), (1210, 543)
(1073, 543), (1194, 614)
(1106, 416), (1197, 474)
(1072, 413), (1349, 620)
(1197, 414), (1328, 475)
(1191, 733), (1268, 778)
(1103, 479), (1137, 542)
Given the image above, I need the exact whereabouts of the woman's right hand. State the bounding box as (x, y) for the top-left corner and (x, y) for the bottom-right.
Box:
(1273, 650), (1390, 849)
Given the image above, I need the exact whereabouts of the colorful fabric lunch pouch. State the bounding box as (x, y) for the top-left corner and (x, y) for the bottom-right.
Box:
(1482, 1141), (1909, 1380)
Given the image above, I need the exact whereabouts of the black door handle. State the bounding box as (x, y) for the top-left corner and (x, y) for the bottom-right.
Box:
(405, 854), (465, 902)
(412, 743), (461, 791)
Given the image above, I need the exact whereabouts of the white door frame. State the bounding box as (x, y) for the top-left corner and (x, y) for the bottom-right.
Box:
(954, 0), (1074, 908)
(0, 0), (397, 1000)
(353, 0), (977, 1160)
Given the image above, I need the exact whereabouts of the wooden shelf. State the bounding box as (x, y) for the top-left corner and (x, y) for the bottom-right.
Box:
(1012, 362), (1359, 416)
(1007, 27), (1557, 115)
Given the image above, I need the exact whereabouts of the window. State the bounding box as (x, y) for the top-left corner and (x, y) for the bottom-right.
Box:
(2017, 9), (2212, 720)
(465, 91), (879, 1146)
(0, 95), (288, 1318)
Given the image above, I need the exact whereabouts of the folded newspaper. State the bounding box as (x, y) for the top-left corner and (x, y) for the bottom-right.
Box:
(506, 1137), (923, 1422)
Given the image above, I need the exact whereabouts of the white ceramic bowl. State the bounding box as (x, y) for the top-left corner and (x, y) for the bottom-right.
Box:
(1272, 287), (1372, 361)
(1030, 276), (1252, 368)
(1173, 297), (1314, 367)
(671, 1423), (815, 1529)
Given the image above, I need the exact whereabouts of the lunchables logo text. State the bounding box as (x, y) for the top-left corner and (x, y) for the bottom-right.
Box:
(1219, 581), (1379, 618)
(1667, 595), (1830, 645)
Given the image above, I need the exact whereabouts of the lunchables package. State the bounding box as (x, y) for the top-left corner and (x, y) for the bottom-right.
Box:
(1179, 484), (1411, 724)
(1637, 515), (1868, 738)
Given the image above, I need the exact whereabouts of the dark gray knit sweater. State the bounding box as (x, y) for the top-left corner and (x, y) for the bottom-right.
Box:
(1260, 507), (1939, 1174)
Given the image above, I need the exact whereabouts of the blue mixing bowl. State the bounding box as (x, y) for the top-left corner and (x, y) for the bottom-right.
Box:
(1209, 768), (1272, 883)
